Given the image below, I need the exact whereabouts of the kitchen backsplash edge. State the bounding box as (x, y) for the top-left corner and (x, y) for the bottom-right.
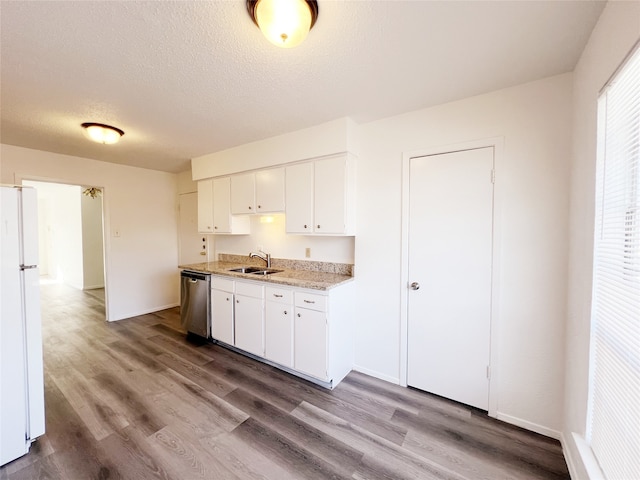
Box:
(218, 253), (354, 276)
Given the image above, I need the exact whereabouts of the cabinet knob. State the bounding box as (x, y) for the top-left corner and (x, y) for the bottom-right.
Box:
(297, 313), (301, 317)
(226, 297), (229, 301)
(304, 224), (308, 229)
(248, 206), (252, 210)
(317, 225), (321, 229)
(284, 310), (288, 315)
(214, 226), (218, 230)
(257, 205), (262, 209)
(236, 299), (239, 303)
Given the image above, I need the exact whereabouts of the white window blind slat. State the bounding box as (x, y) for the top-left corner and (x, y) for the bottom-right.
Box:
(589, 43), (640, 480)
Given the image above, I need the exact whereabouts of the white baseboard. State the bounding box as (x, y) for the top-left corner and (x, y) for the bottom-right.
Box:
(108, 303), (179, 322)
(83, 284), (104, 290)
(352, 364), (400, 385)
(496, 412), (562, 440)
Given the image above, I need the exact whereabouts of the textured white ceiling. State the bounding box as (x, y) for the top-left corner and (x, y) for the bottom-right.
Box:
(0, 0), (605, 173)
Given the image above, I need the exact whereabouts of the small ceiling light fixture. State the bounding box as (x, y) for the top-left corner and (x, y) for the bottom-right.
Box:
(81, 122), (124, 144)
(247, 0), (318, 48)
(82, 187), (102, 199)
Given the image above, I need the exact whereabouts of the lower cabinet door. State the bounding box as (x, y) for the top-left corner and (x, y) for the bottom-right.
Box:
(265, 301), (293, 367)
(294, 307), (328, 380)
(211, 289), (234, 345)
(234, 294), (264, 356)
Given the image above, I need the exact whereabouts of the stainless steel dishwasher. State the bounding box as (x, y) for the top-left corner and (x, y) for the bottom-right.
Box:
(180, 270), (211, 338)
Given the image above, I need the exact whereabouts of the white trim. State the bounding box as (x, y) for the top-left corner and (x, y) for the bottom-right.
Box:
(562, 433), (580, 480)
(496, 412), (562, 440)
(108, 303), (180, 322)
(562, 432), (606, 480)
(400, 137), (504, 419)
(352, 365), (401, 385)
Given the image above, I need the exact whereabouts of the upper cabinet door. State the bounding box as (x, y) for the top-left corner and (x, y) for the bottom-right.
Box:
(230, 173), (255, 215)
(255, 168), (285, 213)
(197, 179), (214, 233)
(213, 177), (232, 233)
(285, 163), (314, 234)
(314, 157), (347, 234)
(214, 177), (251, 234)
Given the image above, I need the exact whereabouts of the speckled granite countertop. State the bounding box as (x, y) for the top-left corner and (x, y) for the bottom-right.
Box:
(179, 255), (354, 291)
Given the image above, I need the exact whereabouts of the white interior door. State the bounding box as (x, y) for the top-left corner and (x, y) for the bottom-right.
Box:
(407, 147), (494, 410)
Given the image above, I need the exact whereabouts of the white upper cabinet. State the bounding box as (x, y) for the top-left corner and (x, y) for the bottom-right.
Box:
(213, 177), (250, 234)
(230, 173), (255, 215)
(231, 168), (285, 215)
(285, 154), (356, 235)
(255, 168), (285, 213)
(197, 179), (214, 233)
(285, 162), (314, 233)
(314, 156), (348, 234)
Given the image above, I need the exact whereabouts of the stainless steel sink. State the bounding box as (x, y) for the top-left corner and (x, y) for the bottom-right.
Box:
(228, 266), (263, 274)
(228, 266), (282, 275)
(251, 269), (282, 276)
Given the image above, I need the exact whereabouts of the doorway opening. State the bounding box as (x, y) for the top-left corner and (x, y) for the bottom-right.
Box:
(22, 180), (107, 319)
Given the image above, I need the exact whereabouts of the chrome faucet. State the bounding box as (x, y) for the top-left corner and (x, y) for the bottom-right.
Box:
(249, 251), (271, 268)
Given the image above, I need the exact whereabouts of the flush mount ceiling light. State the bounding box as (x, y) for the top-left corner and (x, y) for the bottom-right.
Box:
(81, 122), (124, 144)
(247, 0), (318, 48)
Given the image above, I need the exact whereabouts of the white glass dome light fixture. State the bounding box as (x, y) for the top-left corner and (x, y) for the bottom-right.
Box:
(247, 0), (319, 49)
(81, 122), (124, 144)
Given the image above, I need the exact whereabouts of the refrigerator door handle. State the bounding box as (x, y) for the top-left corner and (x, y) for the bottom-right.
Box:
(20, 265), (37, 270)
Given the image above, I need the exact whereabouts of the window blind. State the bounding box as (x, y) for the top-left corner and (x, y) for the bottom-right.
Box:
(589, 44), (640, 480)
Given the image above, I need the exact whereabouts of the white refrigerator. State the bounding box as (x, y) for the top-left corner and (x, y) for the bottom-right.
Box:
(0, 185), (45, 466)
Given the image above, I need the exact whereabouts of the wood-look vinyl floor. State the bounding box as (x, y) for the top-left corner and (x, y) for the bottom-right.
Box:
(1, 283), (570, 480)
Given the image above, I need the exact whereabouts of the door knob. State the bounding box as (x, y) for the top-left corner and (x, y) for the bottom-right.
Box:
(410, 282), (420, 290)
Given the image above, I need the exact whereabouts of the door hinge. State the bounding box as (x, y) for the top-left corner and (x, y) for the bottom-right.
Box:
(490, 169), (495, 184)
(486, 365), (491, 379)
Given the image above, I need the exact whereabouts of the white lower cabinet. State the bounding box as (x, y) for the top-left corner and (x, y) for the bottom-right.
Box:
(265, 286), (294, 368)
(294, 307), (328, 380)
(234, 282), (264, 356)
(210, 274), (354, 388)
(211, 278), (234, 345)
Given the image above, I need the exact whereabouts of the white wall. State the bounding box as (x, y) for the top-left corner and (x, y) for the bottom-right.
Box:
(563, 2), (640, 479)
(81, 190), (105, 289)
(1, 144), (180, 321)
(51, 184), (83, 288)
(177, 170), (197, 195)
(191, 118), (358, 180)
(355, 73), (573, 436)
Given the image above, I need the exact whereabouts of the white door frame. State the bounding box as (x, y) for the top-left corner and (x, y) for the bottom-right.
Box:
(400, 137), (504, 418)
(15, 173), (112, 322)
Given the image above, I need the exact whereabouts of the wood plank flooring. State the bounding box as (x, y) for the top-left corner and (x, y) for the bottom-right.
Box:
(1, 283), (570, 480)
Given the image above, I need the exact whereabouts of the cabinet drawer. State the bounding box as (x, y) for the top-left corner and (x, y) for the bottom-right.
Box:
(294, 291), (327, 312)
(266, 286), (293, 304)
(235, 281), (264, 298)
(212, 277), (234, 292)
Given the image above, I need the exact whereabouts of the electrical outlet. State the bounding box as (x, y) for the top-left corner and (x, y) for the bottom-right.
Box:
(113, 228), (121, 237)
(305, 247), (311, 258)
